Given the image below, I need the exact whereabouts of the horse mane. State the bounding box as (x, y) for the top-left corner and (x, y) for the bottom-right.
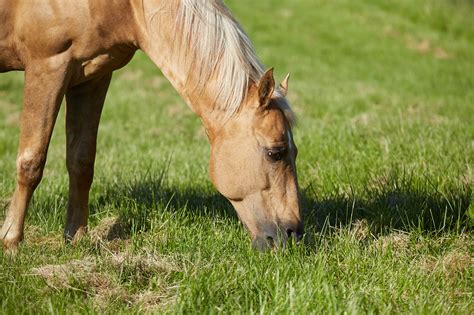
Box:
(173, 0), (294, 122)
(173, 0), (263, 116)
(150, 0), (295, 124)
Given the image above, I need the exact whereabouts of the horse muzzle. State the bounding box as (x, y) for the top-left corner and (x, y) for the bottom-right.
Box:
(252, 221), (304, 251)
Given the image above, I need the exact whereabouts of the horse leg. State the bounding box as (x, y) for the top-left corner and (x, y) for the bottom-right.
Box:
(1, 58), (70, 250)
(64, 74), (112, 242)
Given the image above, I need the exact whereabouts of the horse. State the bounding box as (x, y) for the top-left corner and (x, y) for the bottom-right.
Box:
(0, 0), (303, 251)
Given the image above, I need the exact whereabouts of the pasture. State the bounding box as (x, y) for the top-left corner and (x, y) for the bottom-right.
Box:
(1, 0), (473, 313)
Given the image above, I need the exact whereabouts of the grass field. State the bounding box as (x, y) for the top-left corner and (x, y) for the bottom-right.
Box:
(1, 0), (473, 313)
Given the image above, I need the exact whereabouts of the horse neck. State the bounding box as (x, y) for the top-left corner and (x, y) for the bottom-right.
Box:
(132, 1), (225, 131)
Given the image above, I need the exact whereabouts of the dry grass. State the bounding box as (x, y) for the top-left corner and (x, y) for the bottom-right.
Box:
(374, 232), (411, 252)
(28, 216), (181, 312)
(89, 216), (129, 243)
(31, 245), (179, 312)
(350, 219), (371, 241)
(421, 250), (473, 277)
(32, 257), (102, 291)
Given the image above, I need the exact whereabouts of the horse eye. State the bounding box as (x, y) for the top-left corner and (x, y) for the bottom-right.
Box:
(266, 147), (287, 161)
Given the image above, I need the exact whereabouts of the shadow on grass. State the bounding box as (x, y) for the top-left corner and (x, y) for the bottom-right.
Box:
(90, 169), (237, 241)
(302, 172), (472, 237)
(90, 167), (472, 242)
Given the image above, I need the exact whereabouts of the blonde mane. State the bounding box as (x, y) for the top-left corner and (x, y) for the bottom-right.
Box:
(174, 0), (264, 116)
(147, 0), (294, 123)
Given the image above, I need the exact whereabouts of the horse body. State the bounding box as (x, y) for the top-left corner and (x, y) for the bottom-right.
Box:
(1, 0), (137, 80)
(1, 0), (303, 251)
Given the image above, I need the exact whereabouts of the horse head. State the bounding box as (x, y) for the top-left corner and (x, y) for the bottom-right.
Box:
(208, 69), (303, 250)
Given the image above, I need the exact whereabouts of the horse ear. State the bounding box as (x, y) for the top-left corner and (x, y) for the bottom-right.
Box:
(279, 73), (290, 97)
(257, 68), (275, 107)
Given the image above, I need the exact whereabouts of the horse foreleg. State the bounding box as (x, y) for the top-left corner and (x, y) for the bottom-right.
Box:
(64, 74), (112, 242)
(1, 58), (70, 250)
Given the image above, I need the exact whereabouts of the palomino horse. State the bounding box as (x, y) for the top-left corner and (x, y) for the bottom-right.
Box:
(0, 0), (303, 250)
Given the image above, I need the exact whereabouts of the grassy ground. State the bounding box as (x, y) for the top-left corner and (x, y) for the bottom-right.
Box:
(1, 0), (473, 313)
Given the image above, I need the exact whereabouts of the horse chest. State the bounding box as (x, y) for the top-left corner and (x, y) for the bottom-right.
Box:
(0, 45), (23, 72)
(0, 0), (23, 71)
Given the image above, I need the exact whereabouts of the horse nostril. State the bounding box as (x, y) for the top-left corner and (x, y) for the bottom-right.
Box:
(286, 229), (293, 238)
(286, 228), (303, 243)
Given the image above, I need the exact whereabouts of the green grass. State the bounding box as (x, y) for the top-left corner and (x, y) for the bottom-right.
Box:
(1, 0), (473, 313)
